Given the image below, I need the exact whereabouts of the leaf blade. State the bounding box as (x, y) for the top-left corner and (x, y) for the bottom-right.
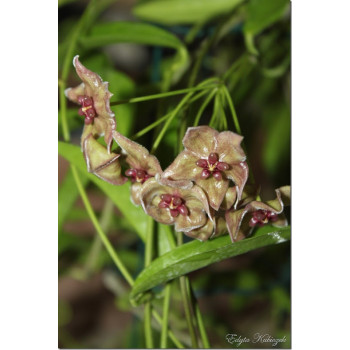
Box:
(130, 225), (290, 303)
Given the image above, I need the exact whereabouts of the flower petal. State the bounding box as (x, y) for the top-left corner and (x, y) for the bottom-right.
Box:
(113, 131), (162, 176)
(195, 176), (229, 211)
(185, 219), (215, 241)
(73, 56), (116, 153)
(182, 126), (218, 157)
(65, 83), (85, 104)
(220, 186), (237, 210)
(162, 150), (202, 182)
(225, 161), (249, 202)
(83, 133), (127, 185)
(130, 182), (143, 206)
(174, 207), (207, 233)
(225, 208), (252, 242)
(215, 131), (246, 163)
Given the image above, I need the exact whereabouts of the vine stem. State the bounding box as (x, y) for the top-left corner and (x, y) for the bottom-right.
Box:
(71, 165), (134, 286)
(110, 85), (216, 106)
(177, 233), (199, 348)
(160, 283), (172, 348)
(71, 165), (185, 347)
(144, 217), (154, 348)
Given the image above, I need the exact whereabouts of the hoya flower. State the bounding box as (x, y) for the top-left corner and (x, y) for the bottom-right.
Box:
(140, 178), (213, 235)
(225, 186), (290, 242)
(162, 126), (249, 211)
(83, 133), (127, 185)
(65, 55), (116, 153)
(113, 131), (162, 205)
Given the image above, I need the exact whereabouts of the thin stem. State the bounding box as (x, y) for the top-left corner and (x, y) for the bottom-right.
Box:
(191, 288), (210, 348)
(71, 167), (184, 347)
(222, 85), (241, 135)
(151, 92), (195, 153)
(193, 89), (217, 127)
(144, 302), (153, 348)
(160, 283), (172, 348)
(177, 233), (199, 348)
(71, 165), (134, 286)
(152, 310), (184, 348)
(84, 198), (114, 276)
(110, 85), (216, 106)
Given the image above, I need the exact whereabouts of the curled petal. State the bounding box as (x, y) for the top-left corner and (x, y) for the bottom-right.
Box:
(182, 126), (219, 157)
(225, 208), (253, 242)
(68, 56), (116, 152)
(65, 83), (85, 104)
(174, 207), (207, 233)
(83, 134), (127, 185)
(185, 220), (215, 242)
(113, 131), (162, 176)
(130, 182), (143, 206)
(195, 176), (229, 211)
(162, 150), (202, 183)
(157, 174), (193, 190)
(215, 131), (246, 164)
(220, 186), (237, 210)
(225, 161), (249, 203)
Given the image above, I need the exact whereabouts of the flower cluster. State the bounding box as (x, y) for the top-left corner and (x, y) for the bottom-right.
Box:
(65, 57), (290, 242)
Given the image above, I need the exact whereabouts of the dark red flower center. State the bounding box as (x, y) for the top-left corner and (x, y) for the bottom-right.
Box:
(77, 95), (96, 125)
(195, 152), (229, 181)
(158, 194), (189, 217)
(125, 168), (152, 184)
(249, 210), (278, 227)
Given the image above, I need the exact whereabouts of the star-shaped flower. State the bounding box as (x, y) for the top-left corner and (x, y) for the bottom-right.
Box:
(162, 126), (249, 211)
(140, 178), (213, 235)
(225, 186), (290, 242)
(65, 55), (116, 153)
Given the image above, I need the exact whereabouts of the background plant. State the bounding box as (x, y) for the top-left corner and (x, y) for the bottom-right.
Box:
(58, 0), (290, 348)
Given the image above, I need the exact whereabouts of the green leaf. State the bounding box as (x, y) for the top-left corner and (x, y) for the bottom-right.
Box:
(244, 0), (289, 36)
(79, 21), (189, 85)
(58, 167), (89, 232)
(130, 225), (290, 304)
(79, 21), (184, 50)
(243, 0), (289, 55)
(58, 141), (148, 241)
(133, 0), (244, 25)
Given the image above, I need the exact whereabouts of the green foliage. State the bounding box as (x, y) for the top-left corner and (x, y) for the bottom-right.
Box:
(130, 225), (290, 304)
(133, 0), (245, 25)
(58, 0), (290, 347)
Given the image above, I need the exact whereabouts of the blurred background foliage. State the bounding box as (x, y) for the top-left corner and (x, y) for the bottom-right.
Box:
(58, 0), (290, 348)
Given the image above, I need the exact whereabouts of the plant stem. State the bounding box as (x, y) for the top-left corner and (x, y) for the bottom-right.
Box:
(190, 286), (210, 348)
(160, 283), (172, 348)
(177, 233), (199, 348)
(151, 92), (195, 153)
(110, 85), (216, 106)
(193, 89), (217, 127)
(71, 165), (134, 286)
(83, 198), (114, 276)
(144, 216), (154, 348)
(222, 85), (241, 135)
(69, 160), (185, 348)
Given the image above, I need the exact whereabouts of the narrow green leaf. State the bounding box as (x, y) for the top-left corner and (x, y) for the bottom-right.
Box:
(79, 21), (184, 50)
(130, 225), (290, 304)
(133, 0), (244, 25)
(58, 141), (148, 241)
(244, 0), (289, 37)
